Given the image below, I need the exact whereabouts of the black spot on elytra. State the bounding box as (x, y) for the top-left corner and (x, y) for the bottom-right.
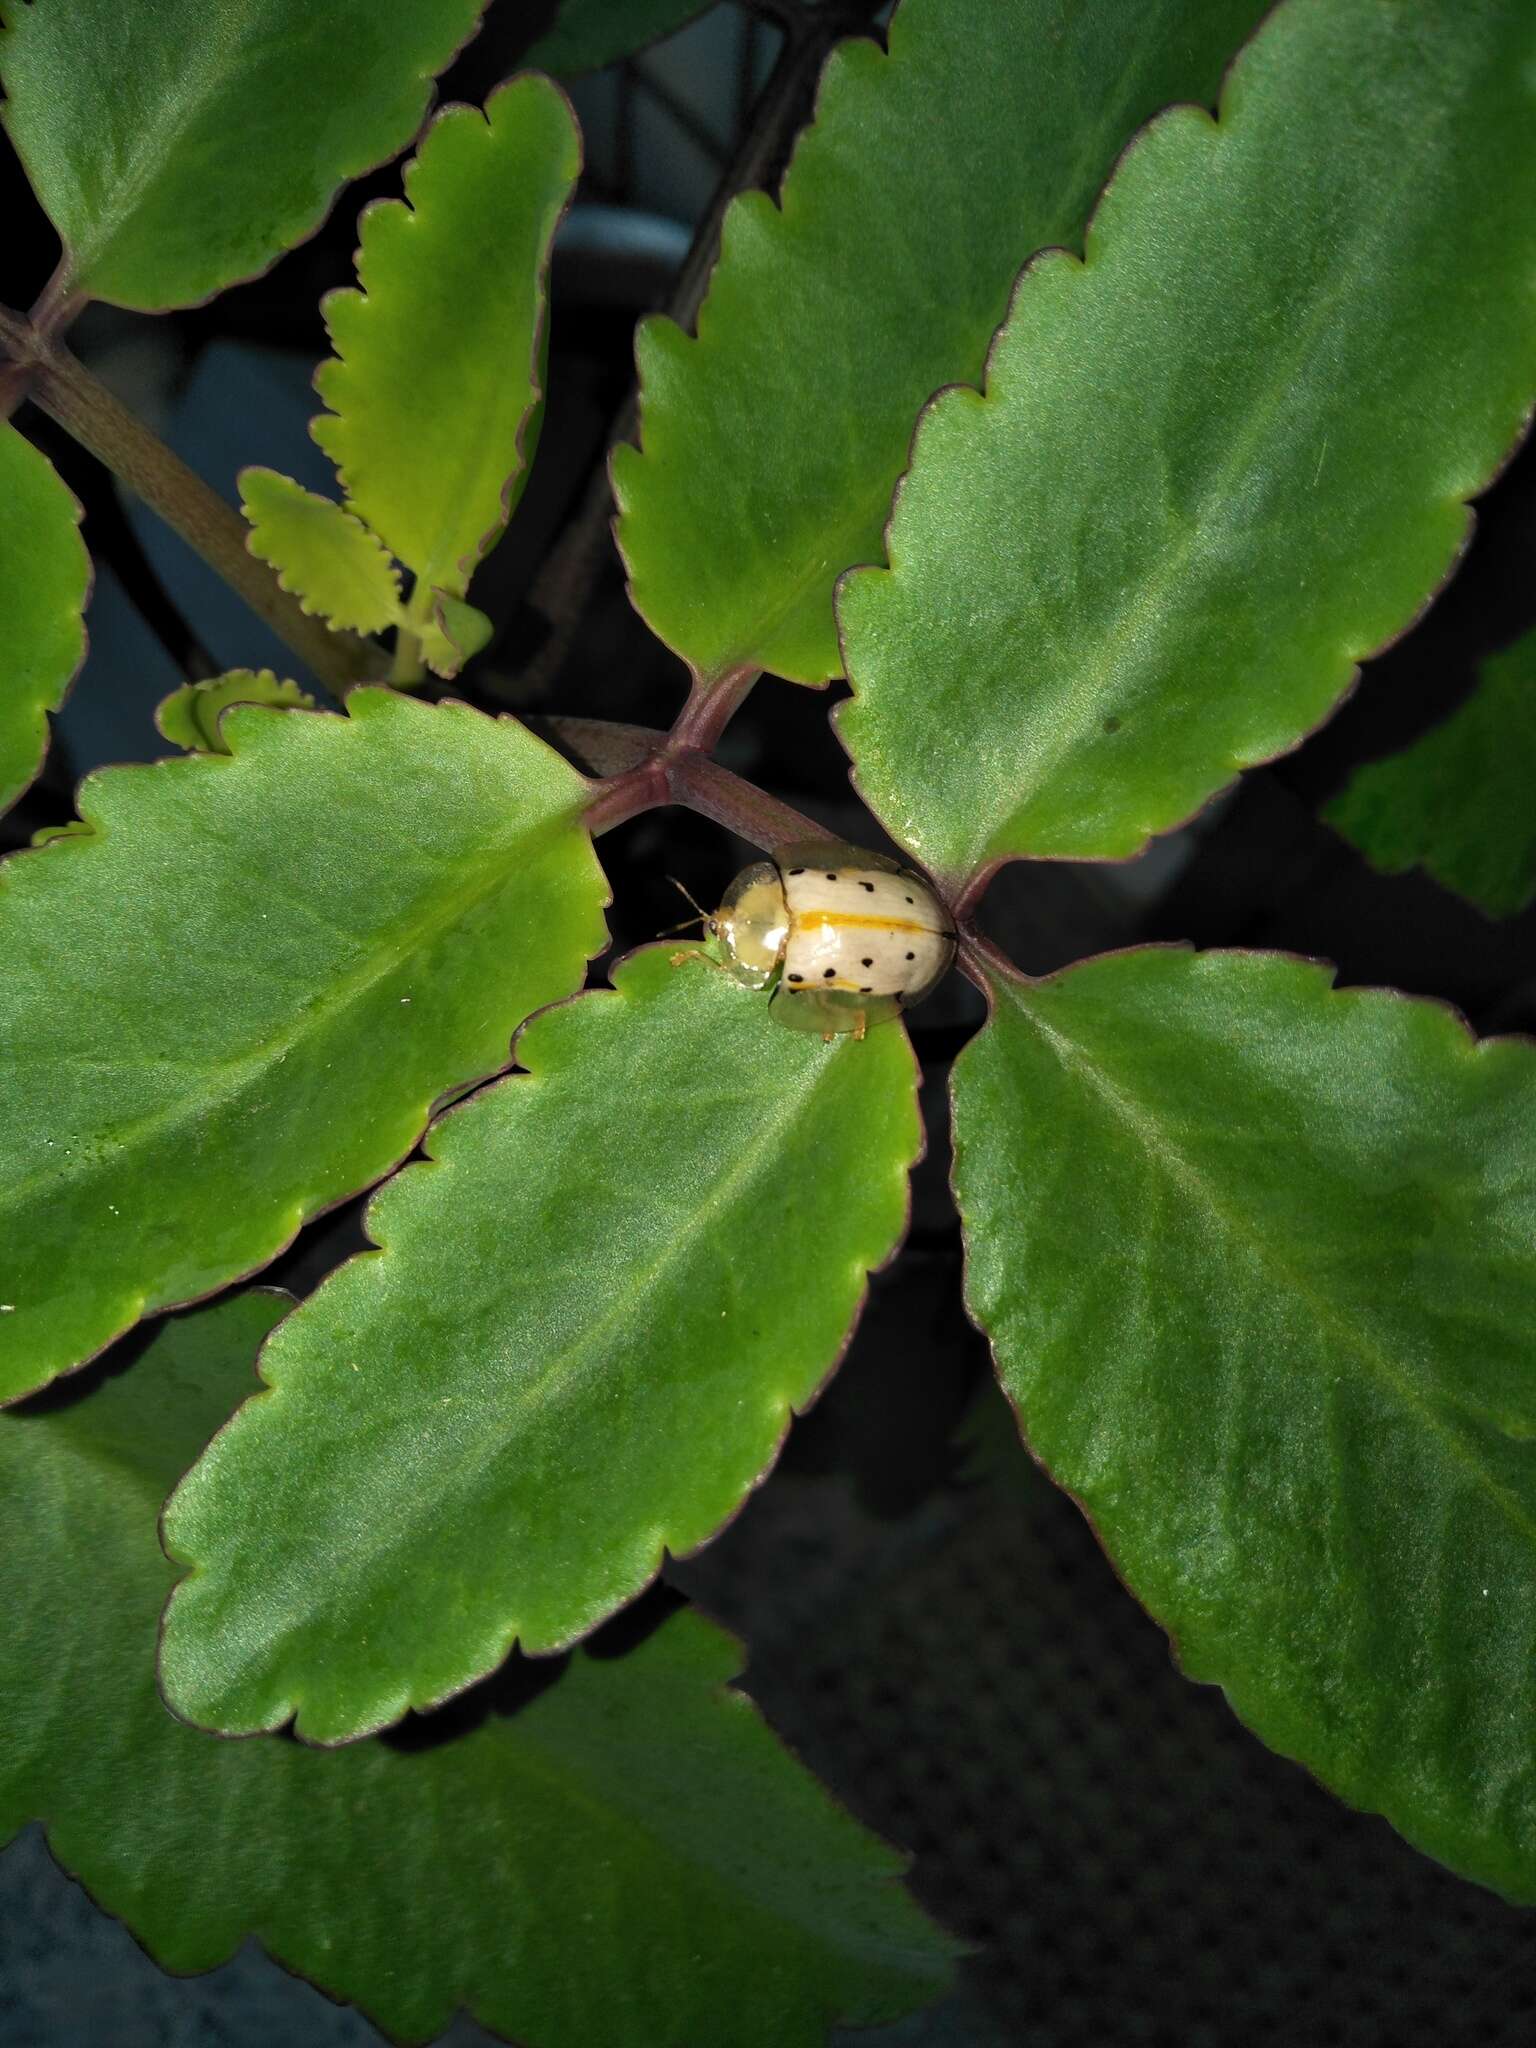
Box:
(825, 871), (837, 880)
(906, 951), (916, 961)
(788, 973), (804, 983)
(860, 880), (875, 892)
(904, 895), (914, 903)
(789, 866), (805, 875)
(823, 969), (836, 979)
(861, 957), (873, 967)
(859, 986), (872, 994)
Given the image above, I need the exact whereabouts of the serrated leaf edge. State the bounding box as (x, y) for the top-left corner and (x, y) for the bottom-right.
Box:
(310, 73), (581, 601)
(157, 943), (922, 1746)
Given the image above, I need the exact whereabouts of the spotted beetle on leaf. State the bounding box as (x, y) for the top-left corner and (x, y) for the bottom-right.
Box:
(687, 840), (957, 1040)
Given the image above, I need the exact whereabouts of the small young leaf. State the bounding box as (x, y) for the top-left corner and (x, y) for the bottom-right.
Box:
(838, 0), (1536, 883)
(613, 0), (1270, 689)
(1325, 630), (1536, 920)
(155, 670), (316, 755)
(313, 76), (579, 600)
(159, 945), (920, 1744)
(239, 468), (402, 635)
(527, 0), (716, 78)
(0, 690), (607, 1404)
(952, 945), (1536, 1901)
(0, 0), (486, 311)
(29, 818), (93, 847)
(419, 589), (495, 678)
(1, 1295), (954, 2045)
(0, 425), (88, 816)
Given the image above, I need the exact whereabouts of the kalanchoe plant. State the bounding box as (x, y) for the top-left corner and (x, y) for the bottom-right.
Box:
(2, 0), (1536, 2040)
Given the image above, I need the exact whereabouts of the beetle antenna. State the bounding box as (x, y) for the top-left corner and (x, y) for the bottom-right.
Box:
(656, 876), (712, 938)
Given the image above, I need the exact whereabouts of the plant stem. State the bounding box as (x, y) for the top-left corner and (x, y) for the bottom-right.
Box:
(576, 718), (830, 851)
(9, 333), (382, 692)
(664, 750), (828, 849)
(390, 581), (433, 687)
(668, 665), (762, 753)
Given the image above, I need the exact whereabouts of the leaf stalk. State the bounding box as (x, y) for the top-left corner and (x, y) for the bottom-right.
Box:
(0, 318), (382, 693)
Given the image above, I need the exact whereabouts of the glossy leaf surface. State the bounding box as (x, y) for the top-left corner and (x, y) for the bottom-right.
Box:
(313, 77), (578, 599)
(0, 690), (606, 1404)
(839, 0), (1536, 882)
(160, 945), (919, 1743)
(239, 468), (401, 636)
(1, 1295), (953, 2046)
(155, 670), (316, 754)
(952, 945), (1536, 1900)
(1325, 630), (1536, 919)
(0, 0), (484, 310)
(0, 426), (88, 816)
(527, 0), (715, 76)
(614, 0), (1269, 687)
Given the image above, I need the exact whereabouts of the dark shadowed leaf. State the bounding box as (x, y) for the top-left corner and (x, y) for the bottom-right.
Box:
(527, 0), (717, 77)
(1325, 628), (1536, 920)
(0, 1294), (955, 2045)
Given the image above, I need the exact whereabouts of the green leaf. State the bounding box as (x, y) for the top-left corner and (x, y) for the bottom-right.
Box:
(951, 944), (1536, 1901)
(29, 818), (93, 847)
(838, 0), (1536, 882)
(239, 469), (402, 636)
(613, 0), (1270, 689)
(526, 0), (716, 77)
(1324, 631), (1536, 920)
(420, 589), (495, 678)
(155, 670), (316, 755)
(0, 425), (88, 816)
(0, 0), (486, 311)
(159, 944), (920, 1743)
(313, 76), (579, 599)
(1, 1295), (954, 2045)
(0, 689), (606, 1405)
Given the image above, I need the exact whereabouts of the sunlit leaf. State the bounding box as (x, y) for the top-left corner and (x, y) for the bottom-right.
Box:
(155, 670), (316, 755)
(1, 1294), (954, 2046)
(0, 689), (606, 1404)
(838, 0), (1536, 883)
(527, 0), (716, 77)
(0, 425), (88, 816)
(239, 468), (401, 636)
(614, 0), (1269, 688)
(1325, 629), (1536, 920)
(313, 76), (579, 600)
(159, 945), (919, 1743)
(952, 943), (1536, 1901)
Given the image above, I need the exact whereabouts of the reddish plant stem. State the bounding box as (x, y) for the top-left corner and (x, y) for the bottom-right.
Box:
(664, 749), (827, 848)
(571, 715), (828, 851)
(667, 663), (762, 754)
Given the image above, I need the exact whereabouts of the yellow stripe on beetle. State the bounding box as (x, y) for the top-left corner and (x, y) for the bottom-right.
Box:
(707, 839), (957, 1040)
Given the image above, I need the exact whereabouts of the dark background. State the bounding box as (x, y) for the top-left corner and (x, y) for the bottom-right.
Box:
(4, 4), (1536, 2042)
